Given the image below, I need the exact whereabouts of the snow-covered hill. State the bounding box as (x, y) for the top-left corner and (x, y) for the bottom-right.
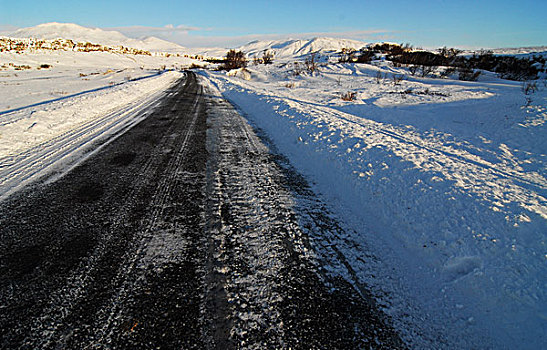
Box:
(139, 36), (187, 53)
(240, 38), (547, 61)
(7, 22), (187, 53)
(0, 24), (201, 111)
(491, 46), (547, 55)
(239, 37), (368, 59)
(184, 47), (229, 59)
(185, 37), (369, 60)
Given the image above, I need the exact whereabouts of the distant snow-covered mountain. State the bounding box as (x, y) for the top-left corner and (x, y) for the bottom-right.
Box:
(239, 37), (368, 59)
(7, 22), (187, 53)
(186, 37), (369, 60)
(10, 23), (544, 61)
(184, 47), (229, 58)
(490, 46), (547, 55)
(138, 36), (187, 53)
(10, 23), (128, 45)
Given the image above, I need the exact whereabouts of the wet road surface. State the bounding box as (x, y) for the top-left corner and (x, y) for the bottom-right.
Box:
(0, 72), (404, 349)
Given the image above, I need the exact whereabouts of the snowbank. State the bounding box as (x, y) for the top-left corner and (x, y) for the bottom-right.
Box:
(0, 70), (182, 158)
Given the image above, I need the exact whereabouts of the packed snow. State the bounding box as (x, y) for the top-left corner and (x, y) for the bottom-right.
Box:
(0, 70), (182, 157)
(0, 69), (183, 199)
(200, 55), (546, 348)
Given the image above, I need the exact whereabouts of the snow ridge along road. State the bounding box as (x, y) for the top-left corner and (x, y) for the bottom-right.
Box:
(0, 72), (403, 348)
(0, 70), (182, 200)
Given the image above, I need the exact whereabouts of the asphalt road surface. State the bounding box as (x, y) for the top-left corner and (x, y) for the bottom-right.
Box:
(0, 72), (404, 349)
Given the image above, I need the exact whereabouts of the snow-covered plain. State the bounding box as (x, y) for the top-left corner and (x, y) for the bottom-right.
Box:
(201, 58), (546, 348)
(0, 49), (197, 112)
(0, 69), (183, 199)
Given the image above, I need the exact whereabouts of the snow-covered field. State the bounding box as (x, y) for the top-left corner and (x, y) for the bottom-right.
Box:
(0, 50), (197, 112)
(201, 60), (546, 348)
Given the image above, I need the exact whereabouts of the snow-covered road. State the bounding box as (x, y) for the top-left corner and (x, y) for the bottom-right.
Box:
(0, 72), (403, 349)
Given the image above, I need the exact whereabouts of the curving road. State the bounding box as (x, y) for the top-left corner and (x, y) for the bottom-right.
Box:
(0, 72), (404, 349)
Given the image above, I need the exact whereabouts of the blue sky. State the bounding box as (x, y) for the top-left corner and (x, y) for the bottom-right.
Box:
(1, 0), (546, 48)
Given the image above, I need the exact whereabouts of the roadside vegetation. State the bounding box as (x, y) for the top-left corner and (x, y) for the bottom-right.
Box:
(215, 50), (247, 71)
(190, 42), (546, 106)
(336, 43), (545, 82)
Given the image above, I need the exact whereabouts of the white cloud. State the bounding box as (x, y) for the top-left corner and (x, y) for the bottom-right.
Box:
(107, 24), (201, 38)
(0, 24), (19, 36)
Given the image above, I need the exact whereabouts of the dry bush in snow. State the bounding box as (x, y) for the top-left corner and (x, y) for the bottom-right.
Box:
(221, 50), (247, 71)
(341, 91), (356, 101)
(305, 53), (319, 73)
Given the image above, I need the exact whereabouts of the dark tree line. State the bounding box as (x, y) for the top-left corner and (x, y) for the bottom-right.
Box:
(338, 43), (544, 81)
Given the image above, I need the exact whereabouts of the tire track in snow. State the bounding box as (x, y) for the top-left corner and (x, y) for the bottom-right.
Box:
(94, 81), (205, 347)
(0, 73), (208, 349)
(0, 71), (183, 201)
(1, 72), (404, 349)
(22, 74), (201, 349)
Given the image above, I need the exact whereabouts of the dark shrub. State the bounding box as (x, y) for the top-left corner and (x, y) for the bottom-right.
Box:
(341, 91), (356, 101)
(338, 48), (357, 63)
(463, 52), (539, 81)
(305, 53), (319, 73)
(262, 50), (274, 64)
(356, 49), (376, 63)
(389, 51), (448, 67)
(370, 43), (411, 55)
(457, 67), (481, 81)
(220, 50), (247, 71)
